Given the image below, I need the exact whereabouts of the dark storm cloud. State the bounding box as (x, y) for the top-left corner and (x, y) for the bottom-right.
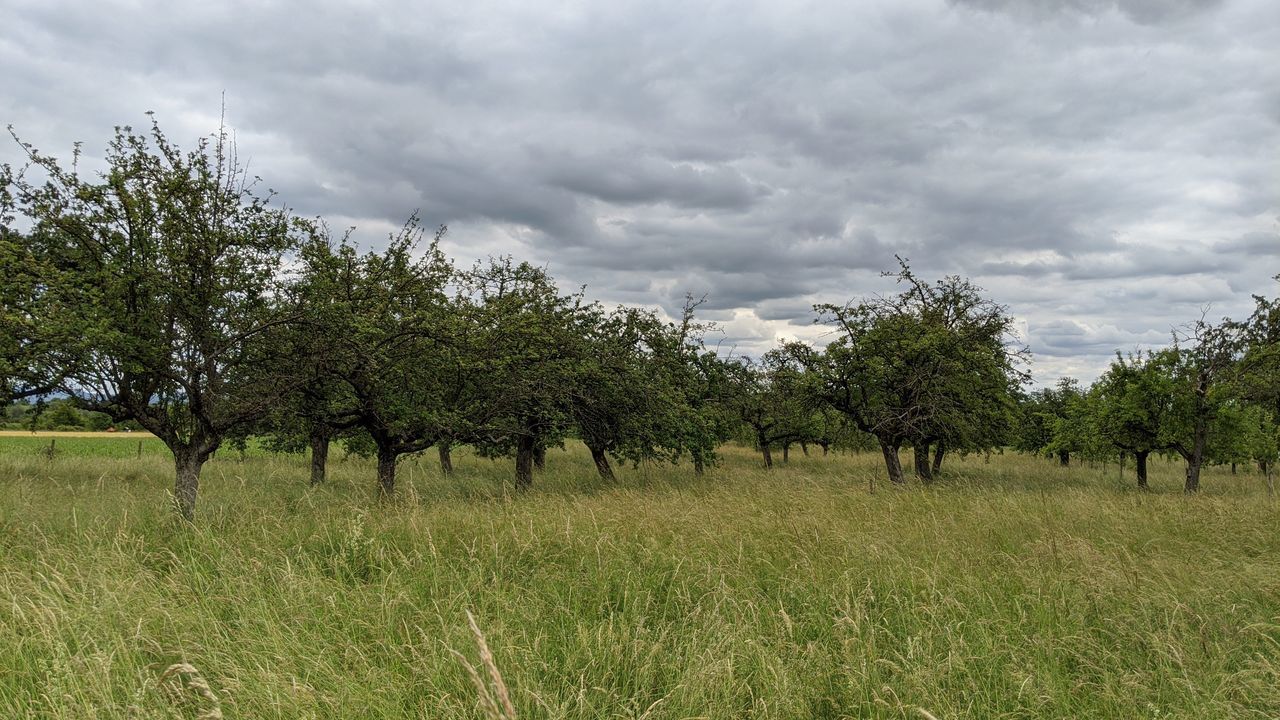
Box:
(2, 0), (1277, 382)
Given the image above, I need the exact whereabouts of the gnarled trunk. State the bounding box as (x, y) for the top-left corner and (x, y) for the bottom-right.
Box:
(173, 450), (206, 521)
(1185, 462), (1202, 493)
(376, 445), (397, 497)
(309, 429), (330, 486)
(782, 442), (791, 463)
(820, 442), (830, 456)
(801, 442), (809, 457)
(932, 443), (945, 475)
(879, 438), (905, 485)
(1184, 423), (1208, 493)
(515, 436), (535, 491)
(913, 443), (933, 483)
(1135, 450), (1149, 489)
(589, 444), (615, 481)
(761, 442), (773, 469)
(438, 443), (453, 475)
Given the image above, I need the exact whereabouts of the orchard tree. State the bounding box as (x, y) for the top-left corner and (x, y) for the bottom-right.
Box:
(2, 118), (306, 519)
(1165, 317), (1241, 493)
(1036, 378), (1088, 466)
(659, 296), (738, 474)
(254, 370), (362, 486)
(1012, 389), (1056, 458)
(812, 262), (1026, 485)
(1091, 351), (1177, 488)
(568, 305), (692, 480)
(725, 347), (817, 469)
(296, 219), (463, 496)
(1046, 378), (1116, 469)
(462, 258), (584, 490)
(1231, 279), (1280, 490)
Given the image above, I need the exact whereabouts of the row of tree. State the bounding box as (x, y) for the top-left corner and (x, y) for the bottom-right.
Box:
(2, 120), (1276, 518)
(1013, 304), (1280, 492)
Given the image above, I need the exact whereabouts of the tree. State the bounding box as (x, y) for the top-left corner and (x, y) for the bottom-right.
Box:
(2, 118), (305, 519)
(1045, 377), (1116, 469)
(1012, 378), (1099, 467)
(568, 305), (695, 480)
(660, 296), (737, 474)
(1164, 317), (1241, 493)
(295, 219), (459, 496)
(253, 371), (362, 486)
(462, 258), (584, 490)
(1092, 351), (1177, 488)
(724, 347), (815, 469)
(812, 262), (1026, 485)
(1232, 278), (1280, 492)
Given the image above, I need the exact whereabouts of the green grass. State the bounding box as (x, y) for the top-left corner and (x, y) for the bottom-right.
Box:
(0, 442), (1277, 719)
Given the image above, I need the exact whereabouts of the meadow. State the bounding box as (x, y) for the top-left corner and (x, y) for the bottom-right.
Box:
(1, 437), (1278, 719)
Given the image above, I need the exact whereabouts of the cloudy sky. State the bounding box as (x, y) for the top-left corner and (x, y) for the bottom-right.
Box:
(3, 0), (1277, 382)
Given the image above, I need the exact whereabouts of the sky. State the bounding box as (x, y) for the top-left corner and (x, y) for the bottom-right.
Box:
(2, 0), (1277, 383)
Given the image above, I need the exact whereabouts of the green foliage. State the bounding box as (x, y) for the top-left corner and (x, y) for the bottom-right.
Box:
(293, 216), (458, 494)
(812, 260), (1025, 482)
(723, 346), (817, 467)
(461, 258), (588, 487)
(0, 224), (73, 401)
(1092, 352), (1176, 459)
(2, 118), (308, 518)
(567, 304), (702, 476)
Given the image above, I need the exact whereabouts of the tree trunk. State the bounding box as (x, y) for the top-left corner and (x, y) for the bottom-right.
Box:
(761, 442), (773, 469)
(1135, 450), (1149, 490)
(801, 442), (809, 457)
(376, 445), (397, 497)
(589, 445), (615, 481)
(693, 453), (705, 476)
(1231, 462), (1237, 475)
(533, 444), (546, 471)
(932, 443), (945, 475)
(1057, 451), (1070, 467)
(1265, 461), (1275, 497)
(782, 443), (791, 463)
(309, 429), (330, 486)
(820, 442), (830, 456)
(879, 438), (905, 485)
(173, 450), (205, 521)
(1185, 424), (1208, 493)
(1185, 461), (1202, 493)
(913, 443), (933, 483)
(438, 443), (453, 475)
(515, 436), (535, 491)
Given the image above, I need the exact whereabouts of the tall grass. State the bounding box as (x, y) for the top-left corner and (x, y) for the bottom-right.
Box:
(0, 443), (1277, 718)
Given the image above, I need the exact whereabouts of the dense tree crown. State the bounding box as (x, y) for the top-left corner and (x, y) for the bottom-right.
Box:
(3, 120), (1277, 517)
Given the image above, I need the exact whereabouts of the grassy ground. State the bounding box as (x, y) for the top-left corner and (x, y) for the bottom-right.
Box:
(0, 441), (1277, 719)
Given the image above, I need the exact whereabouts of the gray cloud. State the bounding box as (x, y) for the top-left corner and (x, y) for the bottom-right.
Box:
(949, 0), (1226, 25)
(2, 0), (1277, 384)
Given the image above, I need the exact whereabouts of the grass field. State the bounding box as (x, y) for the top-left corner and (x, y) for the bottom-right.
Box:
(0, 439), (1277, 719)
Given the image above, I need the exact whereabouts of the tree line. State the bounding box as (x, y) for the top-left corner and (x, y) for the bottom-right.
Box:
(2, 120), (1277, 519)
(1014, 306), (1280, 494)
